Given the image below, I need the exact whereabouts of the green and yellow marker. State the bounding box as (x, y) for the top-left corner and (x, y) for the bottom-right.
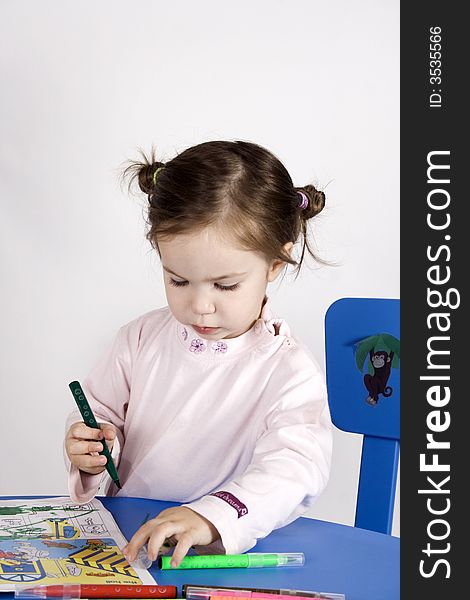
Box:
(159, 552), (305, 570)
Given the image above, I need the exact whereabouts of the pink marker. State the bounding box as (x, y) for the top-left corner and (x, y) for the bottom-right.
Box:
(185, 588), (345, 600)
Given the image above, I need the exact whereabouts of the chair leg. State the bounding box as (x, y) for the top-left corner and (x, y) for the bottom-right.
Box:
(355, 436), (400, 534)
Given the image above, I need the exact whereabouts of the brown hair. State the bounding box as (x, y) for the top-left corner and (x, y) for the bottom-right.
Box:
(122, 140), (325, 272)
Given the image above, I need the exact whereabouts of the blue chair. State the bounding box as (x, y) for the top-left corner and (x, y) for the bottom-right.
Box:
(325, 297), (400, 535)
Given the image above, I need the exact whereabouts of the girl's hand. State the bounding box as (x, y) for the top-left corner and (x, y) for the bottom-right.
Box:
(122, 507), (220, 568)
(65, 421), (117, 475)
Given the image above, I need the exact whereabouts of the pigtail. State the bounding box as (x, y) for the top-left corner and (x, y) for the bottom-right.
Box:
(140, 162), (166, 195)
(293, 184), (327, 274)
(296, 185), (326, 219)
(120, 147), (165, 196)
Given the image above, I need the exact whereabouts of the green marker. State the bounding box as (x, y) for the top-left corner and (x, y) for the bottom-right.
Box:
(68, 380), (122, 489)
(159, 552), (304, 570)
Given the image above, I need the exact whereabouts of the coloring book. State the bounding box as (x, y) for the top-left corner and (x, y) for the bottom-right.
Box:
(0, 497), (156, 592)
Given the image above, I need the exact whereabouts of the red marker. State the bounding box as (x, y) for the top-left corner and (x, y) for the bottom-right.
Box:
(14, 584), (177, 598)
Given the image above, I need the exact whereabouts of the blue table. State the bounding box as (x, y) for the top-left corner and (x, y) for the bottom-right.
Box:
(0, 497), (399, 600)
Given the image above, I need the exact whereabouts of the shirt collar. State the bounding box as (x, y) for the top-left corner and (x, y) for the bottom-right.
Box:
(174, 298), (290, 359)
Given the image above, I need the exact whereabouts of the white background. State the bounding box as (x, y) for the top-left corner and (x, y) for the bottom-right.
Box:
(0, 1), (399, 536)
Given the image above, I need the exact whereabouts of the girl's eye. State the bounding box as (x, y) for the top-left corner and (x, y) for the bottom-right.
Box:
(169, 279), (189, 288)
(215, 283), (240, 292)
(169, 279), (239, 291)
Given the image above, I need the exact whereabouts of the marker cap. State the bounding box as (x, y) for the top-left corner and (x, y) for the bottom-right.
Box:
(15, 584), (80, 599)
(248, 552), (305, 568)
(132, 545), (153, 569)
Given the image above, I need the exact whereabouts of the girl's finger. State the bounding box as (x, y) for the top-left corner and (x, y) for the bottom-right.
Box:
(68, 423), (104, 441)
(123, 520), (158, 562)
(101, 424), (116, 440)
(169, 533), (194, 568)
(72, 453), (107, 470)
(147, 522), (181, 562)
(67, 440), (105, 456)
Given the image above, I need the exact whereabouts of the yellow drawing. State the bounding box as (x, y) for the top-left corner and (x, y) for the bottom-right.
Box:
(0, 497), (157, 591)
(46, 519), (80, 540)
(0, 540), (140, 585)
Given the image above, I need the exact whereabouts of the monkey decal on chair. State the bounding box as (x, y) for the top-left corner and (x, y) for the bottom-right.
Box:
(355, 334), (400, 406)
(364, 350), (394, 405)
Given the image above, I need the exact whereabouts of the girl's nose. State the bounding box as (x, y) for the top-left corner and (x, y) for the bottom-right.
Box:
(191, 292), (216, 316)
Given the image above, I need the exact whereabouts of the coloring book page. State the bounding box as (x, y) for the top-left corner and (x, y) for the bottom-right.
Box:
(0, 497), (156, 592)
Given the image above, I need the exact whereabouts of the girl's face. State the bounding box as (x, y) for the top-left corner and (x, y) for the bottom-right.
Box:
(159, 226), (288, 340)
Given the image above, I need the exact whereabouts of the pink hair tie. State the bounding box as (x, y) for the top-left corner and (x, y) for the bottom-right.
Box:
(297, 191), (309, 210)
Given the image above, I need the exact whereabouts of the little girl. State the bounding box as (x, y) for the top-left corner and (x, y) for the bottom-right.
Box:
(64, 140), (332, 567)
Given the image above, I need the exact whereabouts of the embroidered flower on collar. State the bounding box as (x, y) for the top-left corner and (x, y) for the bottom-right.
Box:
(176, 320), (267, 356)
(189, 338), (206, 353)
(212, 341), (228, 354)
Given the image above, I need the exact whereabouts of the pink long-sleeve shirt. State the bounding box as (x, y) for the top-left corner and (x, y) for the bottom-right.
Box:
(65, 302), (332, 554)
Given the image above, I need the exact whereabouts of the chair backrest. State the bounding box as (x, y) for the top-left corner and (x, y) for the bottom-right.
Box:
(325, 297), (400, 534)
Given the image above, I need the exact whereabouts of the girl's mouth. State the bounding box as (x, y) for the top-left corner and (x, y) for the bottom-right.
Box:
(192, 325), (220, 335)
